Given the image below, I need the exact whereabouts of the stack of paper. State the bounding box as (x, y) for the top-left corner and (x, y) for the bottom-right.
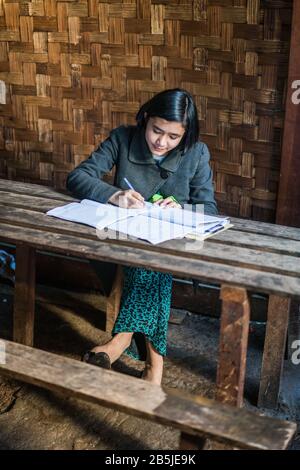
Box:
(47, 199), (230, 245)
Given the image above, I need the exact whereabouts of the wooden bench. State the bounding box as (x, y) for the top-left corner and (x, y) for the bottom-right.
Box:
(0, 339), (296, 450)
(0, 178), (300, 411)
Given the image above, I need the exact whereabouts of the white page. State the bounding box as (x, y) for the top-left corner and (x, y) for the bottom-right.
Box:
(47, 198), (230, 243)
(47, 199), (144, 230)
(189, 219), (229, 235)
(141, 203), (229, 228)
(108, 214), (193, 244)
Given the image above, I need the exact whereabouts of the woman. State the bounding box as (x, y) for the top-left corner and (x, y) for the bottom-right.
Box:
(66, 88), (217, 385)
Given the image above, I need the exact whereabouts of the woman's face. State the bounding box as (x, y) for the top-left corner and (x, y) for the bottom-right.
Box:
(145, 117), (185, 156)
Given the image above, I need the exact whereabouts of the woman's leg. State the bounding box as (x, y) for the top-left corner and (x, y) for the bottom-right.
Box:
(91, 332), (133, 363)
(87, 266), (172, 370)
(142, 340), (164, 385)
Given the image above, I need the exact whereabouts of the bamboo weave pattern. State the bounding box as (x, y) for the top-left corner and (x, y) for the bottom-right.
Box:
(0, 0), (293, 221)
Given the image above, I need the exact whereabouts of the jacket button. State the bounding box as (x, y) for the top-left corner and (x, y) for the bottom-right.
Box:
(160, 170), (169, 179)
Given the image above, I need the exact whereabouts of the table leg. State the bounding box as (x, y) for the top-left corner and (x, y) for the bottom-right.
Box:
(287, 299), (300, 361)
(105, 265), (123, 332)
(216, 285), (250, 407)
(13, 245), (36, 346)
(258, 295), (290, 409)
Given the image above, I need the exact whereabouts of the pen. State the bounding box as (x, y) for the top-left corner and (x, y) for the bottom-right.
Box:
(123, 177), (145, 207)
(123, 177), (135, 191)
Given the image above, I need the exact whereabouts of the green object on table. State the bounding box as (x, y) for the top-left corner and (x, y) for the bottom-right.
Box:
(148, 193), (180, 204)
(148, 193), (164, 203)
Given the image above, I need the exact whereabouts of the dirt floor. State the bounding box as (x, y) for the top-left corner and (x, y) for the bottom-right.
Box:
(0, 285), (299, 450)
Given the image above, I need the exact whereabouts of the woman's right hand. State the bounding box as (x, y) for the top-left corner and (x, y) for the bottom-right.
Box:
(108, 189), (145, 208)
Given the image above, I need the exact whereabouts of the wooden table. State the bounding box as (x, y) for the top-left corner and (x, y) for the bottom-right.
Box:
(0, 178), (300, 410)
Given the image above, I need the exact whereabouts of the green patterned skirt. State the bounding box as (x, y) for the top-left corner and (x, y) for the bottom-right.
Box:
(112, 267), (173, 361)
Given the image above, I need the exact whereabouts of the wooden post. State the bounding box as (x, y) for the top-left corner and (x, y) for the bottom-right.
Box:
(105, 265), (123, 332)
(258, 295), (290, 409)
(272, 0), (300, 409)
(13, 245), (36, 346)
(276, 0), (300, 227)
(216, 285), (250, 407)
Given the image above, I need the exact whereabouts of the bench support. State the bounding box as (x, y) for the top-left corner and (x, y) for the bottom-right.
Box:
(13, 245), (36, 346)
(179, 432), (206, 450)
(258, 295), (290, 409)
(105, 265), (123, 332)
(216, 285), (250, 407)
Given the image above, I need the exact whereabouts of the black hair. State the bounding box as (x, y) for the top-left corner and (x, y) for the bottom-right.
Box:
(136, 88), (199, 153)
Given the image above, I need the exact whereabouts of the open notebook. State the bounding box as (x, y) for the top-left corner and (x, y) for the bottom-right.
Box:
(47, 199), (230, 245)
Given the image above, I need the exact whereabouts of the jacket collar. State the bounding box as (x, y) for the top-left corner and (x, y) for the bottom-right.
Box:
(128, 126), (184, 173)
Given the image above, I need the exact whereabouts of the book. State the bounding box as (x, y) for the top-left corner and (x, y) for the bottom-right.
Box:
(47, 199), (230, 245)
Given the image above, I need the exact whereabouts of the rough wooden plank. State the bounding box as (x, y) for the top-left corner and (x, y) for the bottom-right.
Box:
(258, 295), (290, 409)
(1, 222), (300, 297)
(105, 264), (123, 332)
(0, 340), (296, 450)
(1, 203), (300, 262)
(1, 206), (300, 279)
(216, 285), (250, 407)
(0, 190), (69, 212)
(5, 179), (300, 247)
(210, 229), (300, 256)
(0, 178), (74, 202)
(13, 245), (36, 346)
(231, 217), (300, 241)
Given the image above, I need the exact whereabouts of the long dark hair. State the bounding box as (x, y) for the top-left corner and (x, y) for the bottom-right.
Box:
(136, 88), (199, 153)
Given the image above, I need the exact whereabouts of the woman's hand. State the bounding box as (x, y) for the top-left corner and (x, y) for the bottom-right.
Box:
(153, 197), (182, 209)
(108, 189), (145, 208)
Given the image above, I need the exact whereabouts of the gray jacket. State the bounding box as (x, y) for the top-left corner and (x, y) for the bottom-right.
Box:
(66, 125), (217, 215)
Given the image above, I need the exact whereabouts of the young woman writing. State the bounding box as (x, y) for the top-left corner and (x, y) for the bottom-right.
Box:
(67, 88), (217, 385)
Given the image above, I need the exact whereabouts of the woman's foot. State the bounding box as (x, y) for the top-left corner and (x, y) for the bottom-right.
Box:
(141, 363), (163, 386)
(90, 332), (133, 364)
(142, 339), (164, 385)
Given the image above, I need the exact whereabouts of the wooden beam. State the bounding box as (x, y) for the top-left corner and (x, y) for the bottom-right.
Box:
(0, 340), (296, 450)
(216, 285), (250, 407)
(276, 0), (300, 227)
(105, 265), (123, 332)
(13, 245), (36, 346)
(258, 295), (290, 409)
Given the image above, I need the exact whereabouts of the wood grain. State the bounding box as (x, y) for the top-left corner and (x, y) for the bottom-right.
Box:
(0, 340), (296, 450)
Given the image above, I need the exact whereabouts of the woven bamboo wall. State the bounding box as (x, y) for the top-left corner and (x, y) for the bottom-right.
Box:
(0, 0), (293, 221)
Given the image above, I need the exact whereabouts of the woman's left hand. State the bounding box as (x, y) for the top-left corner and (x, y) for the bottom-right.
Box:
(153, 197), (182, 209)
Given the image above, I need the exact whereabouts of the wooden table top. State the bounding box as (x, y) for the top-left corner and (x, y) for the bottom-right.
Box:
(0, 178), (300, 297)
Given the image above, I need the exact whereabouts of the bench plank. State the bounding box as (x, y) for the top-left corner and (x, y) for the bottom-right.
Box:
(1, 222), (300, 297)
(0, 340), (296, 450)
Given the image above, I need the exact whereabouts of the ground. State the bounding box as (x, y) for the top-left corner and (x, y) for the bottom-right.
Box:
(0, 286), (299, 450)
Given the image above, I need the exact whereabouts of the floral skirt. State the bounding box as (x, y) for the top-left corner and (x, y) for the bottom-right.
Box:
(112, 267), (173, 361)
